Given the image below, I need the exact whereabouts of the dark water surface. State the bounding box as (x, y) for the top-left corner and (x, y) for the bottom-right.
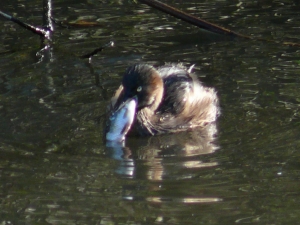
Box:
(1, 0), (300, 224)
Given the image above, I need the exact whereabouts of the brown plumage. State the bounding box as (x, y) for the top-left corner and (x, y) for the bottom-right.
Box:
(107, 64), (220, 138)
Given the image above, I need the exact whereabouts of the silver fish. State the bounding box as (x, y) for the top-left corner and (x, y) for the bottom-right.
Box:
(106, 97), (137, 142)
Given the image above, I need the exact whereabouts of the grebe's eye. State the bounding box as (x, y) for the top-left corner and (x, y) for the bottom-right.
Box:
(137, 86), (142, 92)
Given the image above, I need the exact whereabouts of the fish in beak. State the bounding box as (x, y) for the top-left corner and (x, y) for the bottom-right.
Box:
(106, 97), (137, 142)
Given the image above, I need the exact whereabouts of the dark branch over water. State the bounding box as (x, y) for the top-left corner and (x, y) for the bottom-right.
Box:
(0, 10), (50, 39)
(81, 41), (114, 59)
(1, 0), (300, 48)
(138, 0), (300, 47)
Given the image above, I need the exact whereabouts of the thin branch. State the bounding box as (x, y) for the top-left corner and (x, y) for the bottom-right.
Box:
(138, 0), (300, 47)
(43, 0), (54, 32)
(138, 0), (251, 39)
(0, 10), (50, 39)
(81, 41), (114, 59)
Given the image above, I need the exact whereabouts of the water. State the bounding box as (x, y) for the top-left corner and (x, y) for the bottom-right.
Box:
(1, 0), (300, 224)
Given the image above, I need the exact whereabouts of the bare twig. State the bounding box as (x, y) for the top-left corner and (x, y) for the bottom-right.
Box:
(138, 0), (300, 47)
(138, 0), (251, 39)
(35, 0), (55, 62)
(81, 41), (114, 59)
(43, 0), (54, 33)
(0, 10), (50, 39)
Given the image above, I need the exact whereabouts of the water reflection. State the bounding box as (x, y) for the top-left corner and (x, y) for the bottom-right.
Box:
(106, 123), (219, 180)
(147, 196), (222, 204)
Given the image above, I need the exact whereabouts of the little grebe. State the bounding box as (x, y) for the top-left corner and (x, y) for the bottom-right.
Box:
(106, 64), (219, 141)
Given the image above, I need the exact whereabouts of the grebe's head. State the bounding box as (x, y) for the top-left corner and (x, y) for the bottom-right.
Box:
(106, 64), (164, 142)
(121, 64), (164, 111)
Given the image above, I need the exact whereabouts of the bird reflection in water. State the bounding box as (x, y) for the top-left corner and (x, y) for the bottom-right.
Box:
(105, 122), (219, 180)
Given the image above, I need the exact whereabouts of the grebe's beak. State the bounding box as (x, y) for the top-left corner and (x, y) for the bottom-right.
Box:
(106, 96), (137, 142)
